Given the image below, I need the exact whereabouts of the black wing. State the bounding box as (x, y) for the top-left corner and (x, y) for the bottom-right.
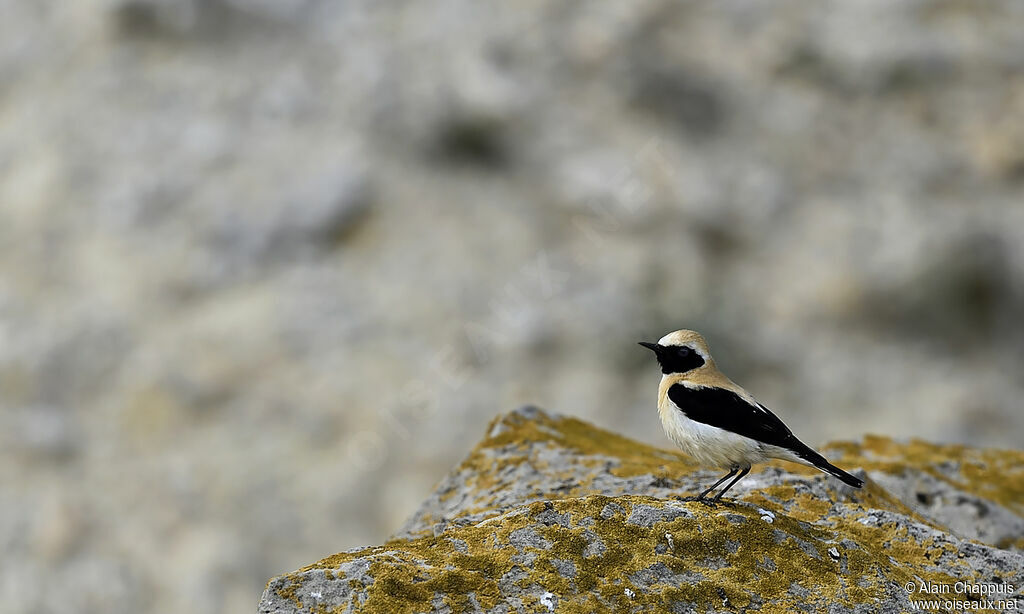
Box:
(667, 383), (800, 450)
(667, 383), (865, 488)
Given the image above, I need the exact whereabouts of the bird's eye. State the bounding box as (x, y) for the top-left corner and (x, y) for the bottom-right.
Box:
(678, 347), (690, 357)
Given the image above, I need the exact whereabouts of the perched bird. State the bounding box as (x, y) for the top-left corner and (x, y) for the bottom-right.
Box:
(639, 329), (863, 503)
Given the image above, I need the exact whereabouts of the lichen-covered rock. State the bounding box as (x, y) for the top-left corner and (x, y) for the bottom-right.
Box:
(259, 407), (1024, 613)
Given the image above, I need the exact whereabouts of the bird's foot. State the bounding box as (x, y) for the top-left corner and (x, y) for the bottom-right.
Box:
(675, 495), (719, 507)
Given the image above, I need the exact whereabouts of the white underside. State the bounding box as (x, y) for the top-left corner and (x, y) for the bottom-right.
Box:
(659, 401), (805, 469)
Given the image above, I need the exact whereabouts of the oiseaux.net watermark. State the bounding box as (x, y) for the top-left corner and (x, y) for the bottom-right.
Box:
(905, 580), (1018, 611)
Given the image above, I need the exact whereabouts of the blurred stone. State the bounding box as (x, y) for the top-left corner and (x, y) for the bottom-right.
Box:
(206, 163), (373, 272)
(7, 406), (79, 462)
(111, 0), (303, 40)
(429, 112), (511, 168)
(629, 67), (728, 138)
(861, 230), (1024, 348)
(267, 165), (374, 249)
(113, 0), (204, 37)
(32, 492), (87, 562)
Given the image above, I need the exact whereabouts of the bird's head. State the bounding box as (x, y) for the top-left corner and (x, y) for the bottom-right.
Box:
(638, 329), (714, 375)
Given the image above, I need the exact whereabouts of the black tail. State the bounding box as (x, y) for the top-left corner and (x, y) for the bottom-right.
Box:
(792, 444), (864, 488)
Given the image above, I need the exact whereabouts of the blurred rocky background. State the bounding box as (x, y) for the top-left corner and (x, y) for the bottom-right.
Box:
(1, 1), (1022, 613)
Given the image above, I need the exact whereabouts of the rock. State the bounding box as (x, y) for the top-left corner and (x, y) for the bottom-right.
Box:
(858, 230), (1024, 350)
(4, 405), (80, 462)
(626, 64), (728, 138)
(258, 407), (1024, 613)
(204, 162), (374, 276)
(112, 0), (307, 40)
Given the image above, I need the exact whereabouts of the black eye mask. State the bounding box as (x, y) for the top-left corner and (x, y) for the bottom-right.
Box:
(640, 342), (706, 374)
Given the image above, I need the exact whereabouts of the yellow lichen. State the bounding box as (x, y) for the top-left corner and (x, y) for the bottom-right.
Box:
(288, 493), (991, 613)
(822, 435), (1024, 515)
(273, 573), (305, 609)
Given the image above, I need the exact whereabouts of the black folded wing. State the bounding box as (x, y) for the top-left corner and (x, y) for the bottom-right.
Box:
(667, 383), (864, 487)
(667, 383), (800, 450)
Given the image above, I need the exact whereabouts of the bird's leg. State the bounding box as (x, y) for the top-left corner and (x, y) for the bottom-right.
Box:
(680, 466), (738, 504)
(712, 465), (751, 502)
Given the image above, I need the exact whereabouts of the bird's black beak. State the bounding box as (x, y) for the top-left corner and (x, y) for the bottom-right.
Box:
(638, 341), (660, 353)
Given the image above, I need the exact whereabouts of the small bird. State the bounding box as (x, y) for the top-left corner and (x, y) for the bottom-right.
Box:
(639, 329), (863, 503)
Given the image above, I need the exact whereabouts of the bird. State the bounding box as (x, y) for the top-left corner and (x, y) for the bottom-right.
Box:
(639, 329), (863, 504)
